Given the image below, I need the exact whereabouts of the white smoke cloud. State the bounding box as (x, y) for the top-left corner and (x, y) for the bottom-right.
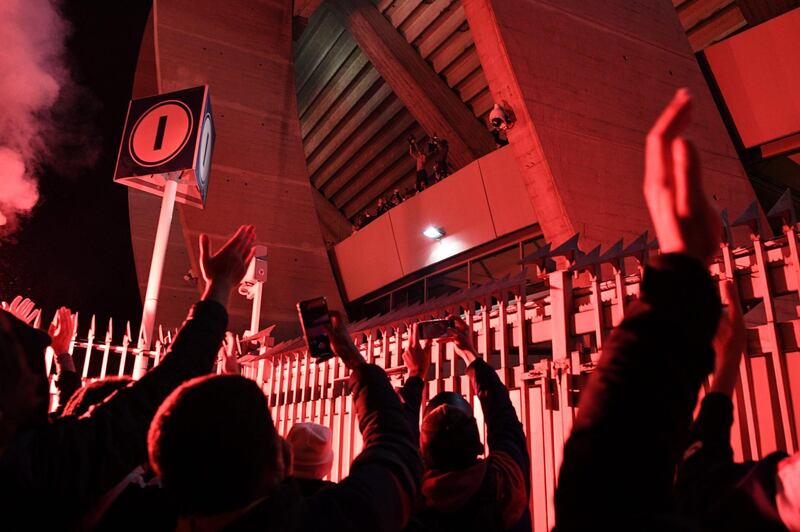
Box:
(0, 0), (67, 234)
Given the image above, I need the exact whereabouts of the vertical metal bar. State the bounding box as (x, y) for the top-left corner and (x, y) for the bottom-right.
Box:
(753, 237), (797, 453)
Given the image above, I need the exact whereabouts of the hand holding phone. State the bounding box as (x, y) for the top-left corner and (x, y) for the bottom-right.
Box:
(297, 297), (334, 360)
(417, 319), (455, 340)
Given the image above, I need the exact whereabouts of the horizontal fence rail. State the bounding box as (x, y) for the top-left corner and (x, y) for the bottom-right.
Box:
(46, 193), (800, 531)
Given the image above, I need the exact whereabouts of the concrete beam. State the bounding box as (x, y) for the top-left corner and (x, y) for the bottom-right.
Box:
(463, 0), (759, 249)
(327, 0), (495, 169)
(136, 0), (343, 337)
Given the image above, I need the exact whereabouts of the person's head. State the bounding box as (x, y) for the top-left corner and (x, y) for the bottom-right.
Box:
(286, 422), (334, 480)
(61, 376), (133, 417)
(148, 374), (284, 516)
(420, 391), (483, 471)
(0, 310), (50, 447)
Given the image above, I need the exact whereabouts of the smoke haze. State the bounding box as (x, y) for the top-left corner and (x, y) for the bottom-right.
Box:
(0, 0), (67, 235)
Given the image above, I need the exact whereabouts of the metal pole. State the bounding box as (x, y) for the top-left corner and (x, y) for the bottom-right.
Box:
(250, 280), (263, 335)
(139, 175), (179, 349)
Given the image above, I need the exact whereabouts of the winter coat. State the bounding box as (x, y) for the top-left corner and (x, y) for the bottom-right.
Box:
(221, 363), (423, 532)
(401, 359), (531, 531)
(555, 254), (722, 530)
(0, 300), (227, 529)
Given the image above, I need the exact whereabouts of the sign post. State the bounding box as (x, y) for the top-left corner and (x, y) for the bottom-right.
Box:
(139, 174), (179, 350)
(114, 85), (215, 351)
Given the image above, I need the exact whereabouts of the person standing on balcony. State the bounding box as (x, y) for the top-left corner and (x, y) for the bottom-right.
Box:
(409, 136), (430, 192)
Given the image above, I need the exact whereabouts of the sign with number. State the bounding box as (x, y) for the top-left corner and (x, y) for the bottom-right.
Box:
(114, 85), (215, 208)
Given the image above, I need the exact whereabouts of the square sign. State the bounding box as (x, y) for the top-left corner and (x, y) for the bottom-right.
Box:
(114, 85), (215, 208)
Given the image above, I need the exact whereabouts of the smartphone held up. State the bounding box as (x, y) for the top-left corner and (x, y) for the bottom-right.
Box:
(417, 318), (455, 340)
(297, 297), (334, 360)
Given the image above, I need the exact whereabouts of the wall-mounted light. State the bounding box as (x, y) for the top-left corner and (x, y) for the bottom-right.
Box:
(423, 226), (445, 240)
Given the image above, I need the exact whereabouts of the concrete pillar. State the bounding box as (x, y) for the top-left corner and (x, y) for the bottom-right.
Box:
(130, 0), (343, 339)
(464, 0), (758, 249)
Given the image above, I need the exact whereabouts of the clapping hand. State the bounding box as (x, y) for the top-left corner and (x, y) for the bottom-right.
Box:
(48, 306), (76, 355)
(1, 296), (40, 325)
(644, 89), (721, 265)
(200, 225), (257, 306)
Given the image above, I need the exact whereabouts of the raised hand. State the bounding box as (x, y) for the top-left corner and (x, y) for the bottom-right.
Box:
(326, 311), (366, 371)
(220, 332), (242, 374)
(48, 306), (76, 355)
(199, 225), (257, 306)
(445, 315), (479, 365)
(644, 88), (721, 265)
(710, 280), (746, 397)
(1, 295), (40, 325)
(402, 322), (431, 379)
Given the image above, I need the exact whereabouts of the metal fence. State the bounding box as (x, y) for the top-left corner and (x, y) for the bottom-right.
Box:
(55, 191), (800, 531)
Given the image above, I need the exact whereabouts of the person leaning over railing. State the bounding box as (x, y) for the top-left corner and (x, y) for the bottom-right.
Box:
(554, 88), (724, 529)
(399, 319), (531, 532)
(674, 280), (800, 531)
(0, 224), (257, 529)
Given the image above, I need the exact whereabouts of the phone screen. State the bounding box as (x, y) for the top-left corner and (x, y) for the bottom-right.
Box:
(297, 297), (334, 360)
(417, 319), (455, 340)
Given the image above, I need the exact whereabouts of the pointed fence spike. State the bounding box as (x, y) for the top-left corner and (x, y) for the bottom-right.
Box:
(137, 327), (147, 350)
(767, 188), (796, 229)
(731, 200), (766, 238)
(622, 231), (649, 257)
(721, 208), (734, 246)
(550, 233), (582, 265)
(570, 245), (601, 273)
(519, 242), (552, 265)
(600, 239), (624, 264)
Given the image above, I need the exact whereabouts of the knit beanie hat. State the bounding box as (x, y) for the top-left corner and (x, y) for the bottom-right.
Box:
(287, 423), (334, 479)
(420, 403), (483, 471)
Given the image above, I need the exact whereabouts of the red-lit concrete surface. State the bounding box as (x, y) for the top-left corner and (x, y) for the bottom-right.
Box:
(128, 1), (342, 339)
(463, 0), (759, 249)
(705, 7), (800, 149)
(333, 146), (537, 300)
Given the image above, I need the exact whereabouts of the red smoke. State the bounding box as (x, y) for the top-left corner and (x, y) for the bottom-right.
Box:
(0, 0), (67, 236)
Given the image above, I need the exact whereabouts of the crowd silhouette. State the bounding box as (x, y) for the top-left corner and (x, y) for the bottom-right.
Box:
(1, 89), (797, 531)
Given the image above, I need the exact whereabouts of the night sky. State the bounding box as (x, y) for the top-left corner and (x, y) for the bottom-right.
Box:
(0, 1), (153, 336)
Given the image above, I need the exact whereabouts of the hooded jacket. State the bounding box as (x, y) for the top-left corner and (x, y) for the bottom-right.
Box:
(400, 358), (531, 531)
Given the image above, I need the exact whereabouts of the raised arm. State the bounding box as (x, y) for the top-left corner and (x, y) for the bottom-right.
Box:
(1, 226), (256, 518)
(674, 280), (746, 523)
(555, 89), (723, 529)
(398, 322), (430, 440)
(447, 316), (528, 467)
(309, 312), (422, 532)
(49, 307), (81, 416)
